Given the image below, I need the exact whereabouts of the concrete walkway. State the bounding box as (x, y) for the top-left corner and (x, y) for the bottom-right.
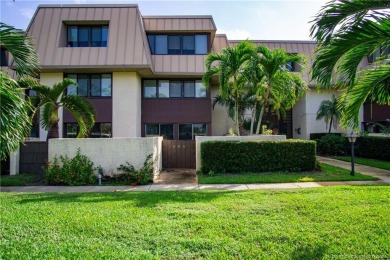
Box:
(317, 156), (390, 184)
(1, 157), (388, 193)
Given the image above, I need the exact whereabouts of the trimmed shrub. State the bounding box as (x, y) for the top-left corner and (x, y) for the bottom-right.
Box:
(117, 154), (154, 185)
(310, 132), (342, 141)
(355, 136), (390, 161)
(200, 140), (316, 174)
(45, 149), (95, 186)
(316, 134), (348, 156)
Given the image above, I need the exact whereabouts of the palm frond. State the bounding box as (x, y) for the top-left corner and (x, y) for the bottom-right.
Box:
(0, 71), (32, 159)
(61, 95), (96, 137)
(341, 62), (390, 129)
(0, 22), (39, 77)
(310, 0), (390, 43)
(312, 18), (390, 88)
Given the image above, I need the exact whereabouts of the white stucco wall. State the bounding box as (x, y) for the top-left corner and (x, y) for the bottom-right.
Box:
(39, 73), (64, 140)
(195, 135), (286, 171)
(210, 85), (235, 136)
(292, 94), (307, 139)
(112, 72), (141, 137)
(49, 137), (162, 175)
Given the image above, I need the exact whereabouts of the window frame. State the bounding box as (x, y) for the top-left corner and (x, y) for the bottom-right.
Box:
(142, 79), (207, 99)
(65, 73), (112, 98)
(67, 25), (109, 47)
(145, 124), (174, 140)
(147, 34), (209, 55)
(178, 123), (207, 140)
(64, 122), (112, 138)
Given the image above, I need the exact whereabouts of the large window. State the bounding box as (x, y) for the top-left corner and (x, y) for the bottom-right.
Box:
(65, 123), (111, 138)
(67, 25), (108, 47)
(145, 124), (174, 139)
(143, 79), (207, 98)
(66, 74), (112, 97)
(179, 124), (207, 140)
(148, 34), (208, 55)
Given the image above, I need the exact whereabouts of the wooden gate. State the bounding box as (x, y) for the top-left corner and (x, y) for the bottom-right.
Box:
(162, 140), (195, 169)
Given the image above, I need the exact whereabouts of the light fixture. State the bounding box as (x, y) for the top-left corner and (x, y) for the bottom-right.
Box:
(346, 132), (359, 176)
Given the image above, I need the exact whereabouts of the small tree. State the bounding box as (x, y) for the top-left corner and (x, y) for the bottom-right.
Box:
(25, 78), (96, 139)
(316, 95), (341, 133)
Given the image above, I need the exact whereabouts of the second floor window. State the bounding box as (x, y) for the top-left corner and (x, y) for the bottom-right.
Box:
(143, 79), (207, 98)
(66, 74), (112, 97)
(67, 25), (108, 47)
(148, 34), (208, 55)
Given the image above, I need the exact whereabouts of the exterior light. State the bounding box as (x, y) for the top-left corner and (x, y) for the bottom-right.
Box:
(346, 132), (359, 176)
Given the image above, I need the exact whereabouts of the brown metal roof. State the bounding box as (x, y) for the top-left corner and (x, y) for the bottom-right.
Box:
(27, 5), (153, 73)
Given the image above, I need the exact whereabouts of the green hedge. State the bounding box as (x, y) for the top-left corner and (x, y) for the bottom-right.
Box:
(310, 133), (342, 141)
(356, 136), (390, 161)
(201, 140), (316, 174)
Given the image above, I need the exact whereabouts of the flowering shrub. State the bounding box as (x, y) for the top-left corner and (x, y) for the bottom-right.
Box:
(117, 154), (154, 185)
(45, 149), (95, 186)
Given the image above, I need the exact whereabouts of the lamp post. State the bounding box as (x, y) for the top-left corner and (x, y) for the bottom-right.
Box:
(346, 132), (359, 176)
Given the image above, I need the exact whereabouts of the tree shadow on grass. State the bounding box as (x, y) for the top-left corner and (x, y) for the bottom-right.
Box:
(290, 243), (328, 259)
(12, 190), (259, 208)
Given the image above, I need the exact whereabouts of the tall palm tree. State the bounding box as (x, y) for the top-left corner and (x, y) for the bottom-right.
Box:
(255, 46), (307, 134)
(203, 40), (256, 135)
(316, 95), (341, 133)
(310, 0), (390, 129)
(0, 23), (39, 159)
(23, 78), (96, 139)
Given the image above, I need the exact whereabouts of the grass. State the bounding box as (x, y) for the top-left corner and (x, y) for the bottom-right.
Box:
(334, 156), (390, 171)
(1, 186), (389, 258)
(198, 163), (378, 184)
(0, 173), (44, 186)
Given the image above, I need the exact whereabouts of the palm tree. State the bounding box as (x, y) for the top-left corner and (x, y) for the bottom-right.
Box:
(0, 73), (33, 160)
(203, 40), (256, 135)
(310, 0), (390, 129)
(24, 78), (96, 139)
(316, 95), (341, 133)
(0, 23), (39, 159)
(254, 46), (307, 134)
(212, 91), (253, 135)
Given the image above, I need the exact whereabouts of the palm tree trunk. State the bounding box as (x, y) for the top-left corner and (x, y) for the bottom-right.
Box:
(328, 116), (333, 133)
(47, 120), (59, 140)
(250, 99), (258, 135)
(256, 84), (271, 134)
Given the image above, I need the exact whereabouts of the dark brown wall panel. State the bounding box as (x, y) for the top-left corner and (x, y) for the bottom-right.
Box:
(363, 103), (390, 121)
(19, 142), (48, 174)
(63, 98), (112, 122)
(142, 99), (211, 124)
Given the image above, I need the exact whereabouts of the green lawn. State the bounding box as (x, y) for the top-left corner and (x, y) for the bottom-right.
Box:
(0, 173), (44, 186)
(1, 187), (389, 258)
(334, 156), (390, 171)
(198, 163), (378, 184)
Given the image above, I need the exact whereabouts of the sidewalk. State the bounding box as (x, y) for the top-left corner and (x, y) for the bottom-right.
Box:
(1, 157), (388, 193)
(317, 156), (390, 184)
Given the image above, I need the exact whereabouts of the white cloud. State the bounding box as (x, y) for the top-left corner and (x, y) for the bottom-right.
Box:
(20, 8), (35, 19)
(72, 0), (87, 3)
(217, 28), (252, 40)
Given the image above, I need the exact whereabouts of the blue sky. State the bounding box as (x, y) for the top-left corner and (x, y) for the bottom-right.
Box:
(1, 0), (328, 40)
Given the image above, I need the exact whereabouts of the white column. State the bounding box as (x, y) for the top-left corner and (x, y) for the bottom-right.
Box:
(9, 146), (20, 175)
(112, 72), (142, 137)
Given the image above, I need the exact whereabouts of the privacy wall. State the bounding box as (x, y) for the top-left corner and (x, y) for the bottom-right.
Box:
(49, 137), (162, 175)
